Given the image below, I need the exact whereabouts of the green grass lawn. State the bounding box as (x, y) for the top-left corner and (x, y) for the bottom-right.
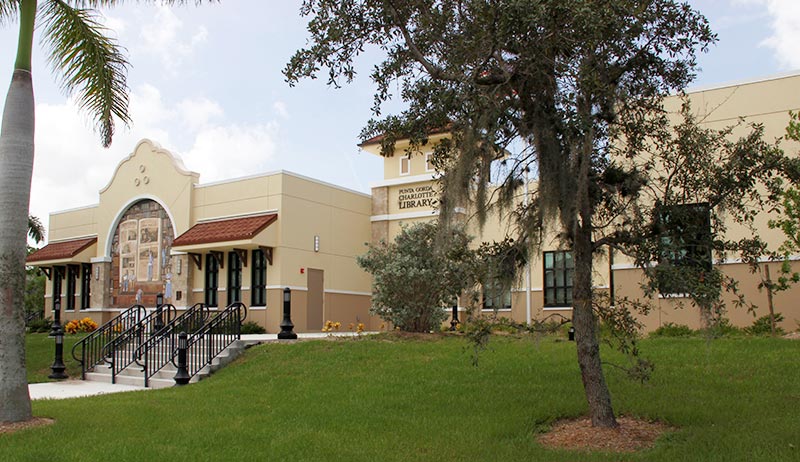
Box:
(7, 334), (800, 461)
(25, 333), (83, 383)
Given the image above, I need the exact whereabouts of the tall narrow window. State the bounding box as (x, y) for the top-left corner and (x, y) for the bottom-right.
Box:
(482, 278), (512, 310)
(205, 254), (219, 307)
(657, 203), (712, 295)
(544, 251), (574, 307)
(425, 153), (434, 172)
(81, 263), (92, 310)
(52, 266), (63, 307)
(251, 249), (267, 306)
(65, 265), (78, 311)
(228, 252), (242, 305)
(400, 156), (410, 175)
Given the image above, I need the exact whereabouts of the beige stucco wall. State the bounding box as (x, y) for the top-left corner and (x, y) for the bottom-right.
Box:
(366, 73), (800, 332)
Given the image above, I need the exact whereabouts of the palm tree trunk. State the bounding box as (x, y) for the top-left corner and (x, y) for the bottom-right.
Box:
(0, 0), (37, 423)
(0, 69), (35, 423)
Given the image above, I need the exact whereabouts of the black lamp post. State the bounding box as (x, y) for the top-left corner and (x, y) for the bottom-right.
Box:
(173, 331), (190, 385)
(568, 325), (575, 341)
(449, 303), (460, 331)
(48, 298), (68, 380)
(278, 287), (297, 339)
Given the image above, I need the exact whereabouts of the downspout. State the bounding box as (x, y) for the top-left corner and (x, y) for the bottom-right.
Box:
(525, 171), (531, 325)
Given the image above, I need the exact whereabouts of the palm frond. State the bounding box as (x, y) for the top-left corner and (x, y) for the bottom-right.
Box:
(0, 0), (20, 26)
(27, 215), (45, 243)
(39, 0), (131, 147)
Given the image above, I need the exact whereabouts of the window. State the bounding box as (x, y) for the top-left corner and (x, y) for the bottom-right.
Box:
(81, 263), (92, 310)
(227, 252), (242, 305)
(65, 265), (78, 311)
(251, 249), (267, 306)
(52, 266), (63, 308)
(425, 153), (434, 172)
(657, 203), (712, 295)
(400, 156), (410, 175)
(205, 254), (219, 307)
(544, 251), (574, 307)
(482, 278), (511, 310)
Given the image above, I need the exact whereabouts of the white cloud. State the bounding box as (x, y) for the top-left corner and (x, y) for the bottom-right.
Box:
(273, 101), (289, 119)
(180, 123), (280, 183)
(739, 0), (800, 68)
(138, 6), (208, 74)
(177, 97), (224, 130)
(29, 85), (282, 240)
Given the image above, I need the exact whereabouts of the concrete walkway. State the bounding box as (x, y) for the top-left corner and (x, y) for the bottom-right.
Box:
(29, 331), (370, 400)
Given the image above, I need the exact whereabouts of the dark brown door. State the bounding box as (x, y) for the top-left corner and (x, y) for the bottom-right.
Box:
(307, 268), (324, 330)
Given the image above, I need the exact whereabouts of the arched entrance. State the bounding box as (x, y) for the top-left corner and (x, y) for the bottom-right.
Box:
(109, 199), (175, 307)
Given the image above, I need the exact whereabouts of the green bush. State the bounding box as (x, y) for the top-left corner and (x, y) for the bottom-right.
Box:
(650, 322), (695, 338)
(27, 316), (52, 333)
(745, 313), (785, 335)
(240, 321), (266, 334)
(701, 317), (743, 338)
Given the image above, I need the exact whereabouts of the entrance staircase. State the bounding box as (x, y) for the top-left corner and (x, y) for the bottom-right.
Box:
(71, 302), (248, 389)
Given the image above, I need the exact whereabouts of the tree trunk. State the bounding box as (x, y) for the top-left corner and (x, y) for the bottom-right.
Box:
(572, 222), (618, 428)
(570, 111), (617, 428)
(0, 69), (35, 423)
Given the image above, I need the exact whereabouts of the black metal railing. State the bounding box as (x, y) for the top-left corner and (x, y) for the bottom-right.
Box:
(71, 305), (146, 379)
(103, 304), (177, 384)
(24, 310), (43, 326)
(135, 303), (210, 387)
(174, 302), (247, 383)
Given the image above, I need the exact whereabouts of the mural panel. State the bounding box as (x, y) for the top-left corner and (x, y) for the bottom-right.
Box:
(110, 200), (174, 307)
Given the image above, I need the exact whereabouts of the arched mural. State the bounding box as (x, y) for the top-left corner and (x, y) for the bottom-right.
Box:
(110, 199), (175, 307)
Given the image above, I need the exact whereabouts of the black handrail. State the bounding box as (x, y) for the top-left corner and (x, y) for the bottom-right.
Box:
(174, 302), (247, 383)
(71, 305), (146, 379)
(103, 304), (177, 384)
(135, 303), (210, 387)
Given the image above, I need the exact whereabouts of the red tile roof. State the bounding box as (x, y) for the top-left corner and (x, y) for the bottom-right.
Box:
(27, 237), (97, 263)
(172, 213), (277, 247)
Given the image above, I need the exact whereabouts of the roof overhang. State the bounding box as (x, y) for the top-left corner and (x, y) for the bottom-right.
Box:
(171, 213), (278, 253)
(26, 236), (97, 266)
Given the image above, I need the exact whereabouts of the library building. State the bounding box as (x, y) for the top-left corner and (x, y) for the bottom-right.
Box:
(28, 72), (800, 333)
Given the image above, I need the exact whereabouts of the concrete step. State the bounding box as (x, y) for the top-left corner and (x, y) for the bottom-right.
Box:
(83, 340), (245, 388)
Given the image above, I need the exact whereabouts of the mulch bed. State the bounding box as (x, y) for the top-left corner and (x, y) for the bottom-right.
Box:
(537, 416), (675, 453)
(0, 417), (54, 435)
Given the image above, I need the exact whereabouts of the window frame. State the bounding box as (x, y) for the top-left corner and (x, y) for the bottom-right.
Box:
(399, 155), (411, 176)
(543, 250), (574, 308)
(424, 152), (434, 172)
(656, 202), (713, 295)
(482, 278), (512, 311)
(251, 249), (267, 306)
(227, 252), (242, 305)
(65, 265), (79, 311)
(205, 254), (219, 308)
(81, 263), (92, 310)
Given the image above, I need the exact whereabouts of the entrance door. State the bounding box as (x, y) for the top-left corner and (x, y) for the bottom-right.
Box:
(307, 268), (324, 330)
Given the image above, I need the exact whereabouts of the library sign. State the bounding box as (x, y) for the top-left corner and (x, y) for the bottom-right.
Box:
(398, 185), (438, 210)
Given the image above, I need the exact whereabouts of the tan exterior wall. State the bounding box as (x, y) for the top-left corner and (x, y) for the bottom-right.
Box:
(366, 73), (800, 333)
(36, 140), (374, 332)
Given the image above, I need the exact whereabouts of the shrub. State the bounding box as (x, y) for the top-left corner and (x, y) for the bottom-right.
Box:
(700, 317), (742, 338)
(650, 322), (695, 338)
(65, 317), (98, 334)
(745, 313), (785, 335)
(27, 317), (52, 333)
(240, 321), (266, 334)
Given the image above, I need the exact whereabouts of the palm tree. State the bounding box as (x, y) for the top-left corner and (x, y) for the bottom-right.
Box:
(27, 215), (44, 244)
(0, 0), (213, 424)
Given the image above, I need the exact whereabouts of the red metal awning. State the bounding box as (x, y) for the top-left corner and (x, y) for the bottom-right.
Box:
(27, 237), (97, 264)
(172, 213), (277, 247)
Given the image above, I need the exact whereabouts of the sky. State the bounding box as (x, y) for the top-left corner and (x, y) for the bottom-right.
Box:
(1, 0), (799, 243)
